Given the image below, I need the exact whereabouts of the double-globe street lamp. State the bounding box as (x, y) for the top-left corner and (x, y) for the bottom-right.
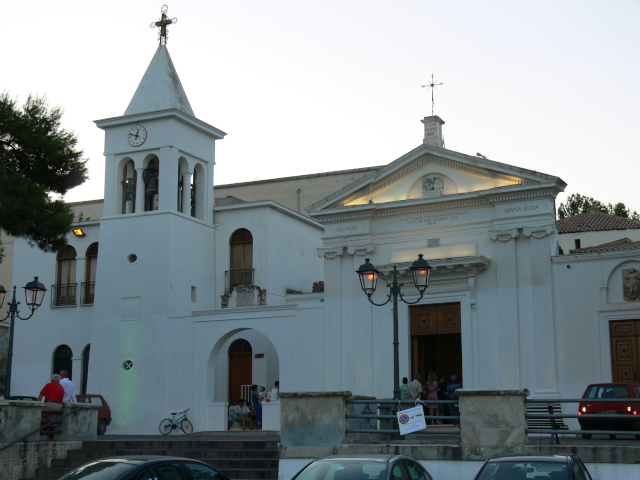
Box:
(356, 255), (432, 400)
(0, 277), (47, 398)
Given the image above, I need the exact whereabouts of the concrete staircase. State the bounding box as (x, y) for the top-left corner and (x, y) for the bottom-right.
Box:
(21, 436), (280, 480)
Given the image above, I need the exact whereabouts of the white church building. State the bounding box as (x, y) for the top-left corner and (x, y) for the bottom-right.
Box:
(6, 43), (640, 434)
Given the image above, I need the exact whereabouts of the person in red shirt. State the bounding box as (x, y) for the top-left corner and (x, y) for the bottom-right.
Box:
(38, 374), (65, 414)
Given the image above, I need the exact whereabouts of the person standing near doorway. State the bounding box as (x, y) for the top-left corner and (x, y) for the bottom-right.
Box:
(251, 384), (262, 430)
(408, 373), (423, 400)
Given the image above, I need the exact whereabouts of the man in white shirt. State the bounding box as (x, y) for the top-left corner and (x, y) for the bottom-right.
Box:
(59, 370), (77, 402)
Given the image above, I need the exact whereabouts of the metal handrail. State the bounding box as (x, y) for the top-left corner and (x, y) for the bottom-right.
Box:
(0, 406), (82, 453)
(345, 398), (461, 436)
(525, 397), (640, 441)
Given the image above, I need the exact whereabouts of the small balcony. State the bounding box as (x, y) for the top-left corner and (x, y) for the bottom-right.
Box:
(225, 269), (254, 294)
(51, 283), (77, 307)
(80, 281), (96, 305)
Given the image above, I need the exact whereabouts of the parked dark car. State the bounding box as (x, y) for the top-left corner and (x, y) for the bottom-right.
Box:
(578, 382), (640, 439)
(473, 453), (593, 480)
(5, 395), (38, 401)
(291, 454), (433, 480)
(76, 394), (112, 435)
(57, 456), (230, 480)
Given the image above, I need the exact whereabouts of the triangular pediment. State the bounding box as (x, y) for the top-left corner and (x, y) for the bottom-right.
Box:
(307, 143), (565, 215)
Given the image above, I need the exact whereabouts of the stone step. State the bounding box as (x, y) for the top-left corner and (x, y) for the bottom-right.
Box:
(62, 448), (278, 461)
(50, 456), (279, 469)
(79, 439), (279, 450)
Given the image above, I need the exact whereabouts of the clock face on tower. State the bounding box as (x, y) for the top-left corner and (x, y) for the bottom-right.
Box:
(128, 125), (147, 147)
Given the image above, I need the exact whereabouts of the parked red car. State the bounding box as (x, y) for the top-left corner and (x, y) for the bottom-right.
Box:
(77, 394), (112, 435)
(578, 383), (640, 439)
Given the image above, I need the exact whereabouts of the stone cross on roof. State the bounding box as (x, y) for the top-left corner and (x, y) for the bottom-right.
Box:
(150, 4), (178, 45)
(422, 74), (443, 116)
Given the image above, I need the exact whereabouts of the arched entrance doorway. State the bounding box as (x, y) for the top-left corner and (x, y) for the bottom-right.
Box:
(410, 303), (462, 381)
(228, 339), (252, 406)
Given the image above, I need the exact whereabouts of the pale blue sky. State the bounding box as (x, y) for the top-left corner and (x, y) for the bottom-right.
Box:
(3, 1), (639, 212)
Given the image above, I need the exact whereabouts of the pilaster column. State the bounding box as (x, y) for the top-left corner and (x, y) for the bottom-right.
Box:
(489, 228), (520, 387)
(523, 225), (558, 395)
(103, 154), (117, 216)
(158, 147), (177, 211)
(348, 243), (375, 395)
(181, 171), (192, 214)
(135, 167), (145, 213)
(318, 247), (345, 391)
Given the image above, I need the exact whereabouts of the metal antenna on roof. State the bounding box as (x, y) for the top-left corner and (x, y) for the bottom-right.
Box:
(150, 4), (178, 45)
(422, 74), (443, 116)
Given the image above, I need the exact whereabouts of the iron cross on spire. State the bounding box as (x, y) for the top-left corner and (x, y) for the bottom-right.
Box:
(150, 4), (178, 45)
(422, 74), (443, 116)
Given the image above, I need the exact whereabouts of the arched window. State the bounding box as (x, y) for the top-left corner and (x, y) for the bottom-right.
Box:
(143, 157), (159, 211)
(228, 229), (253, 293)
(228, 339), (252, 405)
(83, 243), (98, 304)
(81, 344), (90, 394)
(121, 160), (136, 214)
(53, 345), (73, 379)
(56, 246), (77, 306)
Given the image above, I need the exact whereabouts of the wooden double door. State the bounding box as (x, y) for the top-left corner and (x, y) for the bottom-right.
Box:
(410, 303), (462, 380)
(228, 339), (253, 406)
(611, 320), (640, 382)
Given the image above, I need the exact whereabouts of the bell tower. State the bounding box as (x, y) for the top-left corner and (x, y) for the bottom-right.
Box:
(93, 41), (226, 320)
(86, 7), (228, 432)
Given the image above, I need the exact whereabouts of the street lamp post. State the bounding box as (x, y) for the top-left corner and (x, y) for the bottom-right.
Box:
(356, 255), (431, 400)
(0, 277), (47, 398)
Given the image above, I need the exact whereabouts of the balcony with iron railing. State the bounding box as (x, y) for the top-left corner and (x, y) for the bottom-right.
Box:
(50, 283), (77, 307)
(80, 281), (96, 305)
(225, 269), (255, 294)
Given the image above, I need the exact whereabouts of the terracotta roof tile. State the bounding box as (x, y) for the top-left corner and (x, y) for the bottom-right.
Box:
(558, 211), (640, 234)
(569, 240), (640, 254)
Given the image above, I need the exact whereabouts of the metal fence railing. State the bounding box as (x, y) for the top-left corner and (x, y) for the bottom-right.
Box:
(526, 398), (640, 444)
(225, 269), (255, 294)
(50, 283), (77, 307)
(345, 399), (460, 438)
(80, 281), (96, 305)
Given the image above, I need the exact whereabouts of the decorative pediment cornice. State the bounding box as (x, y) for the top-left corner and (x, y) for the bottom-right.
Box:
(307, 141), (566, 217)
(312, 184), (559, 224)
(340, 155), (528, 208)
(523, 224), (555, 239)
(317, 246), (345, 259)
(489, 228), (520, 242)
(347, 244), (374, 256)
(376, 256), (490, 279)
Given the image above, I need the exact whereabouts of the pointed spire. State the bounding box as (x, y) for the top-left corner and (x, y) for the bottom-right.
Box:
(124, 46), (194, 117)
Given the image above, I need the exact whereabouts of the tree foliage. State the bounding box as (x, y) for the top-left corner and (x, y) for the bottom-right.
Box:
(0, 93), (88, 255)
(558, 193), (639, 220)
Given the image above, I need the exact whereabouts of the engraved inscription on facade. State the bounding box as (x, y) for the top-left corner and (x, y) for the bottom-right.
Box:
(399, 210), (469, 226)
(503, 205), (540, 214)
(623, 268), (640, 302)
(336, 225), (358, 233)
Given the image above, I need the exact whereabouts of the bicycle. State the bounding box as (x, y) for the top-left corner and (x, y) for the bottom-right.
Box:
(159, 408), (193, 435)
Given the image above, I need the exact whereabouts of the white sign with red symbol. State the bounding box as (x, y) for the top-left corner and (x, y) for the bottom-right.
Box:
(397, 405), (426, 435)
